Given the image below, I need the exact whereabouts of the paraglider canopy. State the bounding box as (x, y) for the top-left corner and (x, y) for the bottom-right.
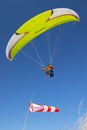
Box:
(6, 8), (80, 61)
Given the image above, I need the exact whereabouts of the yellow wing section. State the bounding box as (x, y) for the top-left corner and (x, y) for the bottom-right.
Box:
(6, 8), (80, 61)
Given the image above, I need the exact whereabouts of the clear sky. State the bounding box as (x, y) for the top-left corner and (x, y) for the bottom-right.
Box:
(0, 0), (87, 130)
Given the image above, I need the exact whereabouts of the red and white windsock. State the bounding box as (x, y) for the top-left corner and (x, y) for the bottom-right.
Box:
(29, 102), (60, 112)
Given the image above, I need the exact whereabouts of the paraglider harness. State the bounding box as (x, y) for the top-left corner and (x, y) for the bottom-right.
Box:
(46, 69), (54, 77)
(41, 64), (54, 77)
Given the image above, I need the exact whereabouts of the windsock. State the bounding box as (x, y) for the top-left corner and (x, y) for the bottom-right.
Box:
(29, 102), (60, 112)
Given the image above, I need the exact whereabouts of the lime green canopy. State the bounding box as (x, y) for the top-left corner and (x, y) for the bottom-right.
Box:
(6, 8), (80, 61)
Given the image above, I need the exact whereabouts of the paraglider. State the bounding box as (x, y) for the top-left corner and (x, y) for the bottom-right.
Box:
(6, 8), (80, 77)
(29, 102), (60, 112)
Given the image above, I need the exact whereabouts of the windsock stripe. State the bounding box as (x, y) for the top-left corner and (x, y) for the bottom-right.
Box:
(47, 106), (51, 112)
(55, 108), (60, 112)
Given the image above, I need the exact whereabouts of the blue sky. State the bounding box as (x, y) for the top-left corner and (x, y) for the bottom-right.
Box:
(0, 0), (87, 130)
